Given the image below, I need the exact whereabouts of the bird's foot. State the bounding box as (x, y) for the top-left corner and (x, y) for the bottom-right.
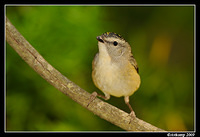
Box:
(87, 92), (98, 107)
(129, 110), (136, 124)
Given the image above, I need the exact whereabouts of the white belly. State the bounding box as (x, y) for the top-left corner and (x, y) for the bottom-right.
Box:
(92, 54), (140, 97)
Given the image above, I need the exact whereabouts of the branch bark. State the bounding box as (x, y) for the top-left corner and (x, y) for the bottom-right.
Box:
(6, 17), (165, 131)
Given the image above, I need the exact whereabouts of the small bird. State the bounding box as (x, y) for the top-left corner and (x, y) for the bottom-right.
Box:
(89, 32), (141, 121)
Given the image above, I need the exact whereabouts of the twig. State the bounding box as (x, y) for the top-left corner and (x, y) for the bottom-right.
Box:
(6, 17), (165, 131)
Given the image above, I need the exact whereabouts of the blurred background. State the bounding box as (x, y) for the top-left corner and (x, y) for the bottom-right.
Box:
(6, 5), (194, 131)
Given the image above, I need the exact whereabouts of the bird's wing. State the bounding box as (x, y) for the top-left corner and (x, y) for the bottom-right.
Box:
(129, 55), (139, 73)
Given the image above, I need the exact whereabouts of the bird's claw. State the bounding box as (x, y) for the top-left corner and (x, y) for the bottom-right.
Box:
(129, 111), (136, 124)
(87, 92), (98, 107)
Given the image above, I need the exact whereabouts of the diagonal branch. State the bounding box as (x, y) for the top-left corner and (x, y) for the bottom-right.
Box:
(6, 17), (165, 131)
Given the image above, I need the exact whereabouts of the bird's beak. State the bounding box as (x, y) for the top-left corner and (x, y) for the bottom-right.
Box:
(96, 36), (104, 43)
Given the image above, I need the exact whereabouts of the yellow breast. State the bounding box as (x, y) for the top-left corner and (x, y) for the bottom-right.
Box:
(92, 53), (141, 97)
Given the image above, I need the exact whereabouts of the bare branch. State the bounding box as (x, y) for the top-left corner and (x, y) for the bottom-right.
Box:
(6, 17), (165, 131)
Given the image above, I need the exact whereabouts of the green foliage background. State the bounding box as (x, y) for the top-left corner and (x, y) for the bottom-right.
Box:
(6, 5), (194, 131)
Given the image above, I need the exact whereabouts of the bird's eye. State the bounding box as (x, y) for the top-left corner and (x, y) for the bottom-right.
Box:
(113, 41), (118, 46)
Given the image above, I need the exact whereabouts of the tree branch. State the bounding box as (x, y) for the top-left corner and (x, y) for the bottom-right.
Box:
(6, 17), (165, 131)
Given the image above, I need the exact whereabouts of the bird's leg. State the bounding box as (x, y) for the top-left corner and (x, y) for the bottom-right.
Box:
(124, 96), (136, 124)
(87, 91), (110, 107)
